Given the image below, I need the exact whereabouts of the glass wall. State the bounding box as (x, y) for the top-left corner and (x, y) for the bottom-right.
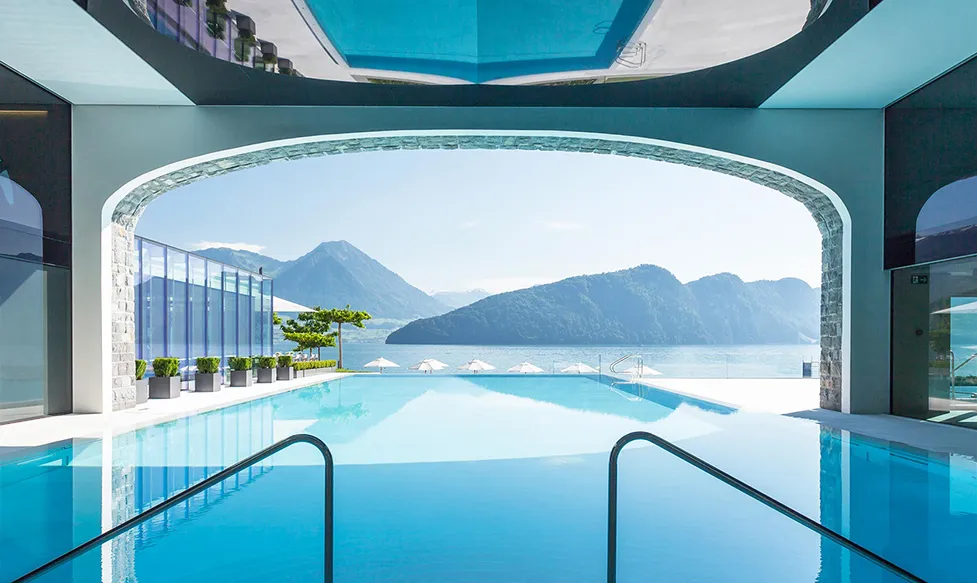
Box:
(0, 65), (73, 423)
(134, 237), (273, 378)
(892, 255), (977, 427)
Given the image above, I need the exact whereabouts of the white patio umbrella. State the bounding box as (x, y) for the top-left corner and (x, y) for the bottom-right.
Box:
(622, 364), (662, 377)
(507, 362), (544, 374)
(363, 357), (399, 373)
(409, 358), (449, 374)
(458, 359), (496, 373)
(561, 362), (598, 374)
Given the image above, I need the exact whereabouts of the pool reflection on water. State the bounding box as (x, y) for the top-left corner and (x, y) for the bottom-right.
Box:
(0, 375), (974, 582)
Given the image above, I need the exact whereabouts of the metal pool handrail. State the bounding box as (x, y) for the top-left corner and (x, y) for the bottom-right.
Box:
(607, 431), (928, 583)
(608, 354), (641, 374)
(12, 433), (334, 583)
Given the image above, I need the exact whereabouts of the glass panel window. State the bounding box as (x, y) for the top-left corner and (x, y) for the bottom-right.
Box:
(223, 267), (238, 358)
(207, 261), (223, 363)
(189, 256), (207, 362)
(262, 279), (273, 355)
(892, 255), (977, 427)
(0, 255), (46, 421)
(143, 242), (167, 365)
(167, 248), (188, 376)
(239, 274), (251, 357)
(252, 277), (262, 357)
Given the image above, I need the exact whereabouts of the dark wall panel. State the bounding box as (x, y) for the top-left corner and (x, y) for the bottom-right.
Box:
(0, 64), (72, 420)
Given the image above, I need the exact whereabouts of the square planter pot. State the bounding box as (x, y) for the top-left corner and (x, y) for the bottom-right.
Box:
(149, 376), (181, 399)
(257, 368), (276, 383)
(276, 366), (294, 381)
(195, 372), (222, 392)
(135, 378), (149, 404)
(230, 370), (253, 387)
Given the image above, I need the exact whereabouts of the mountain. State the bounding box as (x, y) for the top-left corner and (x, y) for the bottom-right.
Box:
(386, 265), (819, 345)
(196, 241), (449, 319)
(194, 247), (288, 276)
(431, 289), (491, 309)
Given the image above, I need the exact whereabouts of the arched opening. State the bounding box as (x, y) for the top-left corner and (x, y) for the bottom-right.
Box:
(102, 131), (849, 411)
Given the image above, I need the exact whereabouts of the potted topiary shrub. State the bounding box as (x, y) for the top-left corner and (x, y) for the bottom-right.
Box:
(195, 356), (222, 392)
(257, 356), (277, 383)
(135, 359), (149, 404)
(149, 357), (181, 399)
(228, 356), (253, 387)
(276, 354), (294, 381)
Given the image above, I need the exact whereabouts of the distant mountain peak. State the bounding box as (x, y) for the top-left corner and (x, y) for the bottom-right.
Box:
(388, 263), (819, 346)
(198, 241), (449, 319)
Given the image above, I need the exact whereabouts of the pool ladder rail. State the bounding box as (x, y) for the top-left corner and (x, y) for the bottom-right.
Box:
(14, 431), (929, 583)
(11, 433), (335, 583)
(607, 431), (929, 583)
(608, 353), (644, 391)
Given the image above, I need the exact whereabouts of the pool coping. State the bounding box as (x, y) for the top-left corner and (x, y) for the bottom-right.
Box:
(0, 372), (354, 449)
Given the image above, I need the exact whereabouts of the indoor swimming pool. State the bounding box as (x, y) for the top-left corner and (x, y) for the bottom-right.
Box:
(2, 374), (974, 582)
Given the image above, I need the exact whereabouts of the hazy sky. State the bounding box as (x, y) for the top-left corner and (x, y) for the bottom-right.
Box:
(136, 149), (822, 293)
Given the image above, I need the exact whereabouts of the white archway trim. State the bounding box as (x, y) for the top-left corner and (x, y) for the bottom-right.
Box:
(100, 130), (850, 412)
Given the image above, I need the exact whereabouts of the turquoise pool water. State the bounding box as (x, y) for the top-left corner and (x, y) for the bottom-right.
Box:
(1, 375), (974, 582)
(304, 0), (655, 82)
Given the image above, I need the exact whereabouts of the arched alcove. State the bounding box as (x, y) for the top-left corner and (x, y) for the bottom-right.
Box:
(102, 131), (848, 411)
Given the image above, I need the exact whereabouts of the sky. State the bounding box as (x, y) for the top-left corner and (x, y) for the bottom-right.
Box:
(135, 149), (822, 293)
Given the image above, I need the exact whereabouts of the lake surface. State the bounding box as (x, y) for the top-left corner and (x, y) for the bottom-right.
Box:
(299, 344), (821, 378)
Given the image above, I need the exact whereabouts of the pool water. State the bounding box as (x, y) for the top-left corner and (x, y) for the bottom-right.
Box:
(304, 0), (656, 82)
(2, 375), (975, 582)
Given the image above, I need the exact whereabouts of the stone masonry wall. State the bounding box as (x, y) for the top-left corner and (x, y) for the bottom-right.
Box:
(110, 134), (846, 410)
(112, 224), (137, 411)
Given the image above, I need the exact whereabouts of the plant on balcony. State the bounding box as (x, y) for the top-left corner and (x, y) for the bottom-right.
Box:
(149, 357), (181, 399)
(257, 356), (277, 383)
(275, 354), (295, 381)
(293, 360), (337, 371)
(205, 0), (229, 39)
(135, 359), (149, 404)
(175, 0), (192, 7)
(153, 357), (180, 377)
(228, 356), (252, 371)
(197, 357), (220, 374)
(194, 356), (222, 392)
(228, 356), (253, 387)
(235, 34), (257, 62)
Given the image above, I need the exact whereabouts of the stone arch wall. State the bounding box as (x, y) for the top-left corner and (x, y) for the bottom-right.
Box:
(109, 133), (845, 410)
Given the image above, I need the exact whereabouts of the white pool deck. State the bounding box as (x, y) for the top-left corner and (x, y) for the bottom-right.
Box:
(3, 375), (977, 460)
(0, 372), (349, 450)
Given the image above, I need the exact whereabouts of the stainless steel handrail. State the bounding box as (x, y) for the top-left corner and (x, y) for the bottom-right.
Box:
(13, 433), (334, 583)
(608, 354), (641, 375)
(607, 431), (928, 583)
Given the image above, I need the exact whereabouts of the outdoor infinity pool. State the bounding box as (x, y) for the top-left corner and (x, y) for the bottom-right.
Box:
(2, 375), (975, 582)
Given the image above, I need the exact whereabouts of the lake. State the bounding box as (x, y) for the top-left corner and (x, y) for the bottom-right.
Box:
(298, 344), (821, 378)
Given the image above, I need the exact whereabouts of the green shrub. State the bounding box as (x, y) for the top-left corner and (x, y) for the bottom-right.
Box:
(152, 357), (180, 378)
(196, 357), (221, 374)
(228, 356), (252, 371)
(135, 359), (147, 381)
(293, 360), (337, 371)
(257, 356), (277, 369)
(277, 355), (293, 368)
